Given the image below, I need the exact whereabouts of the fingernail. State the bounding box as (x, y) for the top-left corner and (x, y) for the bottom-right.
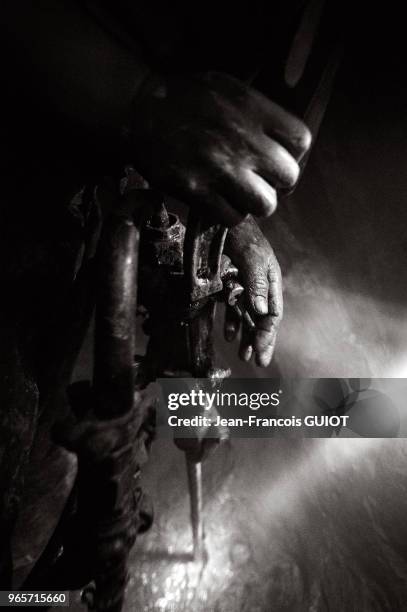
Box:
(254, 296), (268, 315)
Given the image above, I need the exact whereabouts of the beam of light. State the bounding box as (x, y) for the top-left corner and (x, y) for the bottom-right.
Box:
(260, 437), (383, 520)
(278, 261), (407, 378)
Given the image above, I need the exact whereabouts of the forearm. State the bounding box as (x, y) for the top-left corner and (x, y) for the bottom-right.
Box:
(4, 0), (151, 132)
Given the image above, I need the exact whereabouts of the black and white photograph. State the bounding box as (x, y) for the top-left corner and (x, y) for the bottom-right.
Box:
(2, 2), (407, 611)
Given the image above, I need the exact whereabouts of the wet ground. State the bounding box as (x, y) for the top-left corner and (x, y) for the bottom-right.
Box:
(65, 435), (407, 612)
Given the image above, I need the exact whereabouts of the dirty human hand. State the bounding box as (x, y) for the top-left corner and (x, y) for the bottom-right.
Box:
(5, 2), (310, 225)
(224, 215), (283, 367)
(127, 72), (311, 225)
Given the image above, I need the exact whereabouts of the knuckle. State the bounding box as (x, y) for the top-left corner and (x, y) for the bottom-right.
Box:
(250, 279), (268, 298)
(252, 272), (269, 289)
(255, 271), (269, 285)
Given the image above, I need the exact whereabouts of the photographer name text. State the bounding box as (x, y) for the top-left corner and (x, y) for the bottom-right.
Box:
(167, 414), (349, 428)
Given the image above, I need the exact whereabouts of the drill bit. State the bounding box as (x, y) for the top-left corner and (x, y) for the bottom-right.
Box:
(185, 456), (206, 561)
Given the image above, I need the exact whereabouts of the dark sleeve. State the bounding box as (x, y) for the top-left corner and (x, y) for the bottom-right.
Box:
(3, 0), (151, 133)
